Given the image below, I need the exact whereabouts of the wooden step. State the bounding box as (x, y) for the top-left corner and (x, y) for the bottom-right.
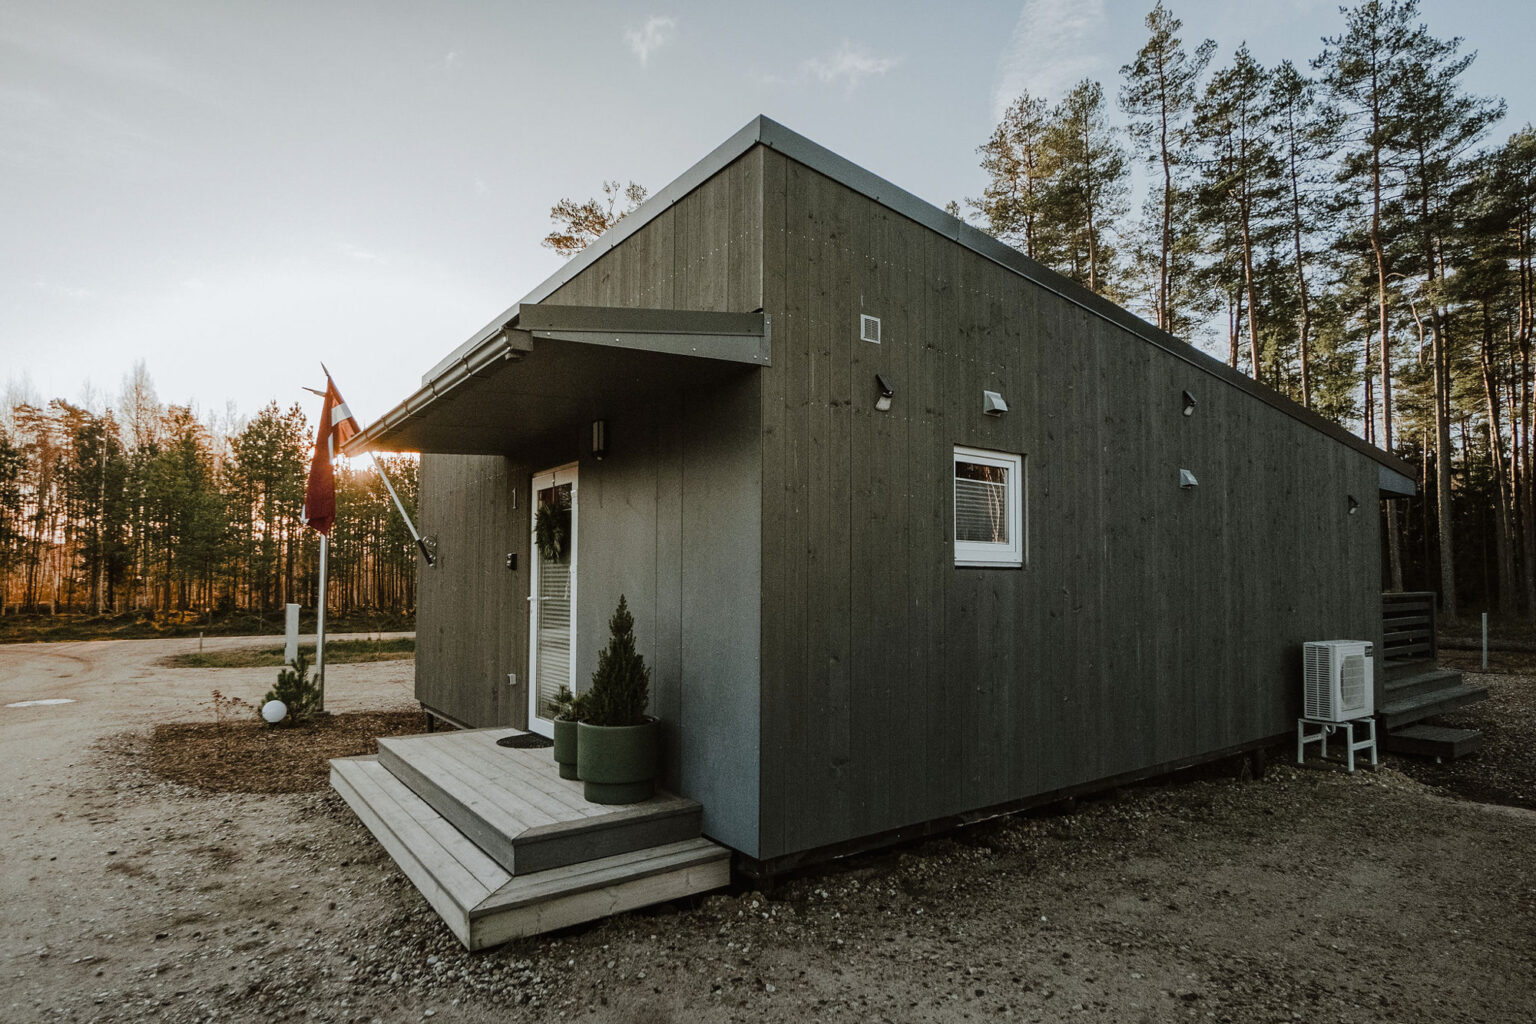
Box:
(1383, 667), (1465, 700)
(376, 728), (703, 876)
(332, 756), (730, 950)
(1381, 725), (1484, 762)
(1378, 683), (1488, 730)
(1383, 657), (1438, 683)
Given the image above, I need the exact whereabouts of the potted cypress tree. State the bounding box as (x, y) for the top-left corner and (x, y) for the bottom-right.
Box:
(576, 595), (660, 804)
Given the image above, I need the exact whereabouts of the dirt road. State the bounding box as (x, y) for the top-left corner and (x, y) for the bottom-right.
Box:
(3, 640), (1534, 1024)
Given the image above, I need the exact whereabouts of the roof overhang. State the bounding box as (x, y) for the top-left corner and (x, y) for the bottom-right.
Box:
(348, 304), (770, 455)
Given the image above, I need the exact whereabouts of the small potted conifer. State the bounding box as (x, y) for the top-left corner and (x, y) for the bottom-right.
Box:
(576, 595), (659, 804)
(550, 685), (587, 781)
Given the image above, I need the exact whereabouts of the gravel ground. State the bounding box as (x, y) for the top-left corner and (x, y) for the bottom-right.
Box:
(5, 637), (1536, 1024)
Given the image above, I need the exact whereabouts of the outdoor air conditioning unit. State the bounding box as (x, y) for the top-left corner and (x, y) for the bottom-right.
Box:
(1303, 640), (1375, 722)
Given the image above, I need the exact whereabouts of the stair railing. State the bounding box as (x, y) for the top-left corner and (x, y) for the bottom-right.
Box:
(1382, 591), (1438, 664)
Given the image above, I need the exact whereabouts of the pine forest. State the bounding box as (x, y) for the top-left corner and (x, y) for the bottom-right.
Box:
(968, 0), (1532, 623)
(0, 362), (418, 624)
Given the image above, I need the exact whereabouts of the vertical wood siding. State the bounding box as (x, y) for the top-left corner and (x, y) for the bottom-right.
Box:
(416, 454), (526, 728)
(756, 148), (1382, 861)
(414, 147), (765, 854)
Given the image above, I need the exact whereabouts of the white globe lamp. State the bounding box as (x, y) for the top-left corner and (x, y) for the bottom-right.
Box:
(261, 699), (288, 724)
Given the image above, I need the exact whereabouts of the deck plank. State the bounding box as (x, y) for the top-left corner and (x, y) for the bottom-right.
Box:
(435, 731), (599, 817)
(382, 739), (555, 837)
(422, 732), (586, 821)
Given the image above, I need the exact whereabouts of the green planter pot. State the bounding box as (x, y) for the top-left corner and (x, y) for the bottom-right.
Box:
(576, 718), (660, 804)
(552, 717), (580, 780)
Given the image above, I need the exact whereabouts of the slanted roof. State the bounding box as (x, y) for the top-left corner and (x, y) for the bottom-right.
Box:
(349, 115), (1414, 491)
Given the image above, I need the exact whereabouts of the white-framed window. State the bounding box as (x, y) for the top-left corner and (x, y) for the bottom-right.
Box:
(953, 446), (1024, 568)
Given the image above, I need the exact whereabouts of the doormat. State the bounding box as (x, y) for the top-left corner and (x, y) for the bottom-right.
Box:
(496, 733), (553, 749)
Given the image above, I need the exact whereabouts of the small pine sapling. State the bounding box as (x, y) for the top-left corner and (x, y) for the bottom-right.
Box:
(584, 595), (651, 727)
(260, 653), (320, 724)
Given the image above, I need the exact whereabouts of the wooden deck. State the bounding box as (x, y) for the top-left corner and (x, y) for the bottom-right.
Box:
(331, 728), (729, 949)
(377, 729), (703, 874)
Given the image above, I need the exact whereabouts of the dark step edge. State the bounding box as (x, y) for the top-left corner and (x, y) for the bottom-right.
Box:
(1380, 725), (1484, 760)
(1378, 686), (1489, 730)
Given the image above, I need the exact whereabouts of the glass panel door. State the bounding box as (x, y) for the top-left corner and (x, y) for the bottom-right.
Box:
(528, 465), (577, 737)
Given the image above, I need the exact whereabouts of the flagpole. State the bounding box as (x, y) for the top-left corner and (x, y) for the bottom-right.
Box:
(369, 452), (435, 565)
(316, 533), (328, 712)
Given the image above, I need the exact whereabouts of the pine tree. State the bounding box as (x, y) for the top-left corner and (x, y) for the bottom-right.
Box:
(971, 93), (1055, 261)
(584, 595), (651, 727)
(1268, 60), (1341, 409)
(1191, 46), (1283, 384)
(1041, 80), (1129, 296)
(1119, 1), (1215, 334)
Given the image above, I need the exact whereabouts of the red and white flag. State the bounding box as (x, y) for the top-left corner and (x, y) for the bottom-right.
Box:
(302, 375), (361, 536)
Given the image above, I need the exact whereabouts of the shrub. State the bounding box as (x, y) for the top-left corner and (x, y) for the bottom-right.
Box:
(583, 595), (651, 727)
(260, 653), (321, 724)
(550, 684), (588, 722)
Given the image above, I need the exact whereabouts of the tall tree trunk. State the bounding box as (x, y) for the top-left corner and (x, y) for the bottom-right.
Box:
(1481, 305), (1517, 612)
(1289, 155), (1313, 408)
(1432, 304), (1458, 621)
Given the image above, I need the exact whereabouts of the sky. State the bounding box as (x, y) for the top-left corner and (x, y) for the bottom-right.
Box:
(4, 0), (1533, 435)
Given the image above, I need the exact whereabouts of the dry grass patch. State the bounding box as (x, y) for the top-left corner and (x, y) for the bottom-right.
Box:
(147, 710), (429, 793)
(160, 637), (415, 669)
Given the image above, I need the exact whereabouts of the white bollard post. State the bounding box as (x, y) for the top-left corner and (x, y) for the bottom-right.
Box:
(285, 603), (301, 666)
(1482, 612), (1488, 671)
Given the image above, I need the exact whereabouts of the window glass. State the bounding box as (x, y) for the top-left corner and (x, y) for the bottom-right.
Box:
(954, 447), (1023, 567)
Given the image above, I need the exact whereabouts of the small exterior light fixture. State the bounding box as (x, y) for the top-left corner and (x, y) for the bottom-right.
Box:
(1179, 469), (1198, 489)
(875, 374), (894, 412)
(1348, 495), (1360, 515)
(983, 390), (1009, 416)
(1182, 390), (1197, 417)
(261, 699), (288, 724)
(591, 419), (608, 460)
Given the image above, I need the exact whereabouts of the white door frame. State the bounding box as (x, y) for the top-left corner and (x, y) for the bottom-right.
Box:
(527, 462), (578, 738)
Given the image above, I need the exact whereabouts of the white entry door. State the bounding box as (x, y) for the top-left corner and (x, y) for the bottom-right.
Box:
(528, 464), (578, 738)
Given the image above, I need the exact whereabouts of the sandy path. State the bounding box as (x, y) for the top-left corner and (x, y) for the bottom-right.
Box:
(1, 635), (413, 1024)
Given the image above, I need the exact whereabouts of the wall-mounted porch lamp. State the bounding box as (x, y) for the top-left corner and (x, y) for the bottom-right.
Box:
(983, 390), (1009, 416)
(591, 419), (608, 461)
(1182, 390), (1198, 417)
(1348, 495), (1360, 515)
(1179, 469), (1198, 489)
(875, 374), (894, 412)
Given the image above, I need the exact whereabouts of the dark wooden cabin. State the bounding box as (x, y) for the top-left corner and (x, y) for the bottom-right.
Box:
(349, 116), (1417, 874)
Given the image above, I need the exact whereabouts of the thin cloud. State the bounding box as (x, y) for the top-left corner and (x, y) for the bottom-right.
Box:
(624, 16), (676, 67)
(991, 0), (1107, 117)
(802, 42), (898, 90)
(444, 50), (461, 68)
(339, 243), (385, 264)
(32, 279), (94, 301)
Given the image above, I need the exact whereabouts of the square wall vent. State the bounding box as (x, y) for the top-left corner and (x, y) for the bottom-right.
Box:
(860, 314), (882, 344)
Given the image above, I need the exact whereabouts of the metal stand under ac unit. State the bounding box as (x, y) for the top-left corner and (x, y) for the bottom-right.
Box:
(1296, 717), (1378, 773)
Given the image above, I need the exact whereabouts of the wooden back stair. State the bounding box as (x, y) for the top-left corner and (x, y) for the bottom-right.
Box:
(1379, 592), (1487, 761)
